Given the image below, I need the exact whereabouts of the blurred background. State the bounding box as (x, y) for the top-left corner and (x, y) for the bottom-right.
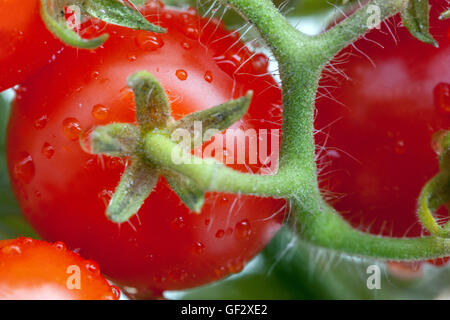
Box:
(2, 0), (450, 300)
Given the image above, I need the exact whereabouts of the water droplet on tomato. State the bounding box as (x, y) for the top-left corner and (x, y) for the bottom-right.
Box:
(214, 266), (227, 279)
(41, 142), (55, 159)
(20, 237), (33, 245)
(235, 219), (251, 239)
(394, 139), (406, 155)
(91, 104), (110, 121)
(251, 53), (269, 74)
(53, 241), (66, 251)
(127, 53), (137, 62)
(62, 118), (82, 141)
(34, 115), (48, 130)
(205, 218), (211, 226)
(1, 245), (21, 255)
(226, 227), (233, 236)
(111, 286), (121, 299)
(181, 41), (191, 50)
(227, 258), (245, 273)
(14, 152), (35, 184)
(91, 71), (100, 80)
(215, 229), (225, 238)
(170, 216), (185, 229)
(176, 69), (188, 81)
(86, 261), (100, 274)
(191, 241), (206, 254)
(182, 25), (200, 40)
(434, 82), (450, 113)
(135, 32), (164, 51)
(204, 71), (213, 83)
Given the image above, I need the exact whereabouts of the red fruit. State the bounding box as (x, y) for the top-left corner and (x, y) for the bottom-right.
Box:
(0, 238), (119, 300)
(7, 5), (285, 298)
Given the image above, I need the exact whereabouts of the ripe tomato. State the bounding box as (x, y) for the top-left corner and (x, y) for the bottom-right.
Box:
(7, 5), (285, 298)
(0, 238), (119, 300)
(0, 0), (63, 91)
(316, 2), (450, 238)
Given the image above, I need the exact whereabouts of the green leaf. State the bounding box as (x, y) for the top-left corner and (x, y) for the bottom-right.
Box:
(401, 0), (438, 47)
(87, 123), (140, 157)
(170, 91), (253, 144)
(106, 159), (159, 223)
(127, 71), (172, 131)
(163, 170), (205, 213)
(85, 0), (166, 33)
(441, 9), (450, 20)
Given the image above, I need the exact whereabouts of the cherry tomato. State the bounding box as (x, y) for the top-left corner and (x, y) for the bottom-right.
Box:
(0, 238), (119, 300)
(315, 1), (450, 238)
(7, 5), (285, 298)
(0, 0), (63, 91)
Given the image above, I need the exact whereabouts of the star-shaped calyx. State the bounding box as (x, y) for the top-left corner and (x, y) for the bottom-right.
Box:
(81, 71), (253, 223)
(41, 0), (165, 49)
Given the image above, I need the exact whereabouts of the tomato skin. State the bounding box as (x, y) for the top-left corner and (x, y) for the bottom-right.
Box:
(0, 238), (119, 300)
(7, 6), (285, 297)
(316, 3), (450, 238)
(0, 0), (63, 91)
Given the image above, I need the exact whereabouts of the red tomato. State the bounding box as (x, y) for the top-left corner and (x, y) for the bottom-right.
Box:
(0, 0), (63, 91)
(7, 6), (285, 298)
(0, 238), (119, 300)
(316, 2), (450, 238)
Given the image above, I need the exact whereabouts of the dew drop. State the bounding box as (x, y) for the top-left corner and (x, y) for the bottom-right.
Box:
(176, 69), (188, 81)
(20, 237), (33, 245)
(1, 245), (21, 255)
(235, 219), (251, 240)
(53, 241), (66, 251)
(86, 261), (100, 274)
(181, 41), (191, 50)
(62, 118), (82, 141)
(215, 229), (225, 239)
(91, 71), (100, 80)
(182, 25), (200, 40)
(14, 152), (35, 184)
(251, 53), (269, 74)
(41, 142), (55, 159)
(434, 82), (450, 113)
(205, 218), (211, 226)
(191, 241), (206, 254)
(394, 139), (406, 155)
(34, 115), (48, 130)
(135, 32), (164, 51)
(91, 104), (110, 121)
(111, 286), (121, 299)
(214, 266), (227, 279)
(127, 53), (137, 62)
(170, 216), (186, 229)
(204, 71), (213, 83)
(227, 258), (245, 274)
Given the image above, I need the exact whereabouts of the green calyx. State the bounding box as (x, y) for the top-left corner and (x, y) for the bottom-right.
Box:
(81, 71), (252, 223)
(400, 0), (438, 47)
(40, 0), (165, 50)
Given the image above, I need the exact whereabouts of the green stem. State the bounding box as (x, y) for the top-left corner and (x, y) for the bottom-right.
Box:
(314, 0), (409, 59)
(142, 131), (308, 198)
(296, 200), (450, 260)
(222, 0), (450, 261)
